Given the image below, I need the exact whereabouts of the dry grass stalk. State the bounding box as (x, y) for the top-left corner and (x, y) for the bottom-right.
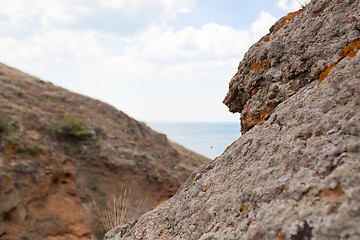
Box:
(93, 189), (147, 231)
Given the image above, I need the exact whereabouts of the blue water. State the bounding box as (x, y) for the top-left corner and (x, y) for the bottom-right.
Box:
(147, 122), (241, 159)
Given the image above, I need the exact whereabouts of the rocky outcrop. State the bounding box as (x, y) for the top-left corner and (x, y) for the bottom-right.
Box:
(0, 63), (209, 240)
(105, 0), (360, 239)
(223, 0), (360, 134)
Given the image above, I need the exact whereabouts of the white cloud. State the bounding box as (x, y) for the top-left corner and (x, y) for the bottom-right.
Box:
(100, 0), (195, 21)
(250, 11), (277, 41)
(158, 0), (195, 16)
(0, 0), (93, 31)
(0, 1), (275, 122)
(120, 10), (276, 63)
(277, 0), (309, 11)
(0, 29), (103, 77)
(123, 23), (250, 61)
(0, 0), (194, 34)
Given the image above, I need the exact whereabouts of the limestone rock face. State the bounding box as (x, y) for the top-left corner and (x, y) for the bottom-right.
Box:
(223, 0), (360, 134)
(105, 0), (360, 239)
(0, 63), (209, 240)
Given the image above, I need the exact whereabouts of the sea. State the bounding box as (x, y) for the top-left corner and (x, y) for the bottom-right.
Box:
(146, 122), (241, 159)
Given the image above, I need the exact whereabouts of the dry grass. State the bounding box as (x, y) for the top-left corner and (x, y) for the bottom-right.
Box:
(93, 189), (147, 231)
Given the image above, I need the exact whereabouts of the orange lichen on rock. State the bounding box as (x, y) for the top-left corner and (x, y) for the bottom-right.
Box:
(318, 38), (360, 85)
(250, 60), (269, 71)
(273, 9), (304, 33)
(256, 108), (272, 126)
(256, 119), (265, 126)
(250, 61), (258, 70)
(4, 144), (18, 155)
(260, 108), (269, 118)
(263, 35), (270, 42)
(4, 177), (13, 184)
(318, 61), (338, 85)
(203, 183), (211, 192)
(150, 200), (165, 211)
(240, 205), (249, 212)
(341, 38), (360, 58)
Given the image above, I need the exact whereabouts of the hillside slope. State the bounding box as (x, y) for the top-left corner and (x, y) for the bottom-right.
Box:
(105, 0), (360, 239)
(0, 63), (209, 240)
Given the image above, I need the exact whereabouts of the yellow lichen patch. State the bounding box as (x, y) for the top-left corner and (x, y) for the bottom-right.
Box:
(273, 9), (304, 33)
(250, 60), (269, 71)
(203, 183), (211, 192)
(240, 205), (248, 212)
(318, 38), (360, 85)
(150, 200), (165, 211)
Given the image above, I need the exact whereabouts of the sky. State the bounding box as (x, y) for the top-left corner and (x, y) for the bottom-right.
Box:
(0, 0), (309, 122)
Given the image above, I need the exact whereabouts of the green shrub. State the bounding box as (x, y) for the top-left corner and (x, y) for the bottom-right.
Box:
(48, 116), (91, 141)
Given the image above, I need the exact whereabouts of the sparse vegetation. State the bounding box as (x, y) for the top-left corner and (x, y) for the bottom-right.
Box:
(80, 193), (91, 203)
(297, 0), (310, 9)
(17, 140), (47, 156)
(93, 189), (147, 231)
(48, 116), (91, 140)
(89, 183), (99, 192)
(0, 114), (12, 136)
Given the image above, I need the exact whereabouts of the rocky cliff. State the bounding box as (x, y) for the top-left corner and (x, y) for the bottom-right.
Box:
(0, 63), (209, 240)
(105, 0), (360, 239)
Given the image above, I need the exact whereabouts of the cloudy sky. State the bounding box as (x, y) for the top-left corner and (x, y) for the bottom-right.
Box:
(0, 0), (308, 122)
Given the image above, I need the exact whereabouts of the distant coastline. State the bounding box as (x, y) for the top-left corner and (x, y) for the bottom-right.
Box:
(147, 122), (241, 159)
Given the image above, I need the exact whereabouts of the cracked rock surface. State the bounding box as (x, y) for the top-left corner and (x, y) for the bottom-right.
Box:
(105, 0), (360, 239)
(223, 0), (360, 134)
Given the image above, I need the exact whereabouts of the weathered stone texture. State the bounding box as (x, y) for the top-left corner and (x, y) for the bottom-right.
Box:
(105, 0), (360, 239)
(223, 0), (360, 134)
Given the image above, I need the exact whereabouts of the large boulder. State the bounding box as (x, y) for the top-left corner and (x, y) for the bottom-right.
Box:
(105, 0), (360, 239)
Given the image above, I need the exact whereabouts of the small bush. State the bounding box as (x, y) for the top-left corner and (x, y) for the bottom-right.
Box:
(48, 116), (91, 141)
(17, 140), (47, 157)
